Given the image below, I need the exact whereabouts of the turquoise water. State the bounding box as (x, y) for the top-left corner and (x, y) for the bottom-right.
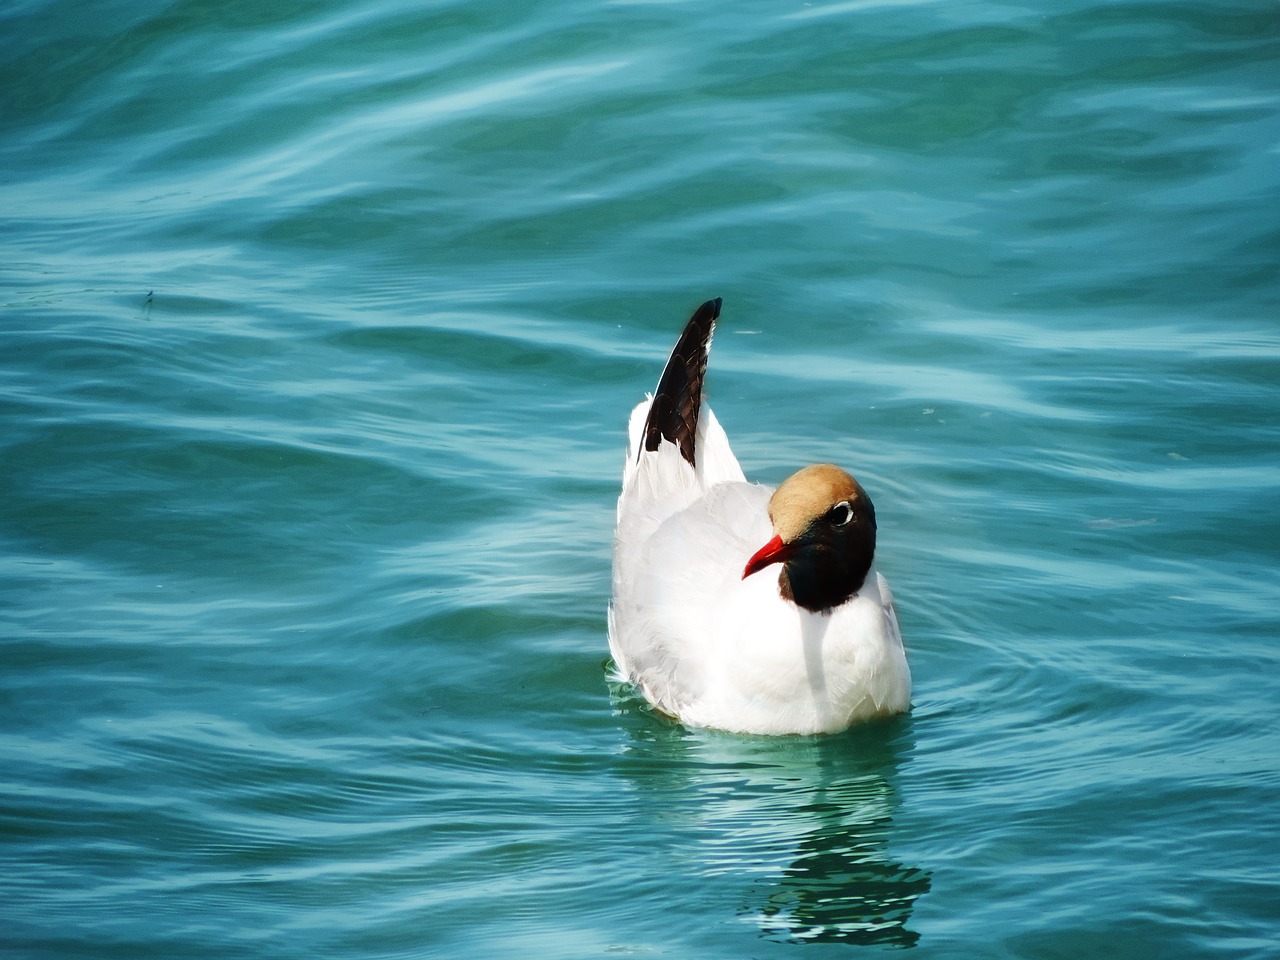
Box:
(3, 0), (1279, 956)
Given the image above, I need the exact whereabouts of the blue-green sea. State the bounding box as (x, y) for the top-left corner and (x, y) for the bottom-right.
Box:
(3, 1), (1278, 957)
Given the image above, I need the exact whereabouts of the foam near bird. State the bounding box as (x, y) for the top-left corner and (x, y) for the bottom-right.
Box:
(608, 298), (911, 735)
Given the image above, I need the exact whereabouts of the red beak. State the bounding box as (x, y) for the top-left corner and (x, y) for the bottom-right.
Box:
(742, 534), (792, 580)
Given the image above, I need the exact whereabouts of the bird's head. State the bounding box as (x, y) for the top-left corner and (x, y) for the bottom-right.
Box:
(742, 464), (877, 613)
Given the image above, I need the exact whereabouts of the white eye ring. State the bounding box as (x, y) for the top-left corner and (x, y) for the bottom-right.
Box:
(830, 501), (853, 527)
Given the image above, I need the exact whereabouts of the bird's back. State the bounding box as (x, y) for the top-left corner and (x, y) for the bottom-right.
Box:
(610, 460), (768, 718)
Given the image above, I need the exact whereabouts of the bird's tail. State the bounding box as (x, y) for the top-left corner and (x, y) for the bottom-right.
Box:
(640, 297), (721, 468)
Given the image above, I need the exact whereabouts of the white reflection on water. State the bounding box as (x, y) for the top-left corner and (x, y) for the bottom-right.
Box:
(612, 688), (930, 947)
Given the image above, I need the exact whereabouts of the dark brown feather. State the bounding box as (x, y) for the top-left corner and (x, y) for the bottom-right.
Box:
(641, 297), (721, 467)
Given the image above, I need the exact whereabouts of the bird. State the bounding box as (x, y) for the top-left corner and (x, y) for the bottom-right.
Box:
(608, 297), (910, 735)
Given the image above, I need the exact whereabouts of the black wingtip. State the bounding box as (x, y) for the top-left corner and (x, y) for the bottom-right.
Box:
(641, 297), (723, 467)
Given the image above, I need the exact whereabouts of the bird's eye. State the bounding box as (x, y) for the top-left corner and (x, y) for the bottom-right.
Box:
(829, 502), (853, 527)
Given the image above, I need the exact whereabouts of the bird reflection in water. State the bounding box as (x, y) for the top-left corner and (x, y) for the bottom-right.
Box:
(746, 782), (931, 946)
(612, 692), (931, 948)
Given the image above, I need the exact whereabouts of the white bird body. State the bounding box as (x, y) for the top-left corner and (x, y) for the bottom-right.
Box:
(608, 300), (911, 735)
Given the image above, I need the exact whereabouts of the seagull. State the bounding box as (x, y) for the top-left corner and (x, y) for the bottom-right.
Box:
(608, 298), (911, 735)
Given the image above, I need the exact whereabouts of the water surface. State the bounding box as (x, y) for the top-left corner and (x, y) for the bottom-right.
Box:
(3, 0), (1278, 957)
